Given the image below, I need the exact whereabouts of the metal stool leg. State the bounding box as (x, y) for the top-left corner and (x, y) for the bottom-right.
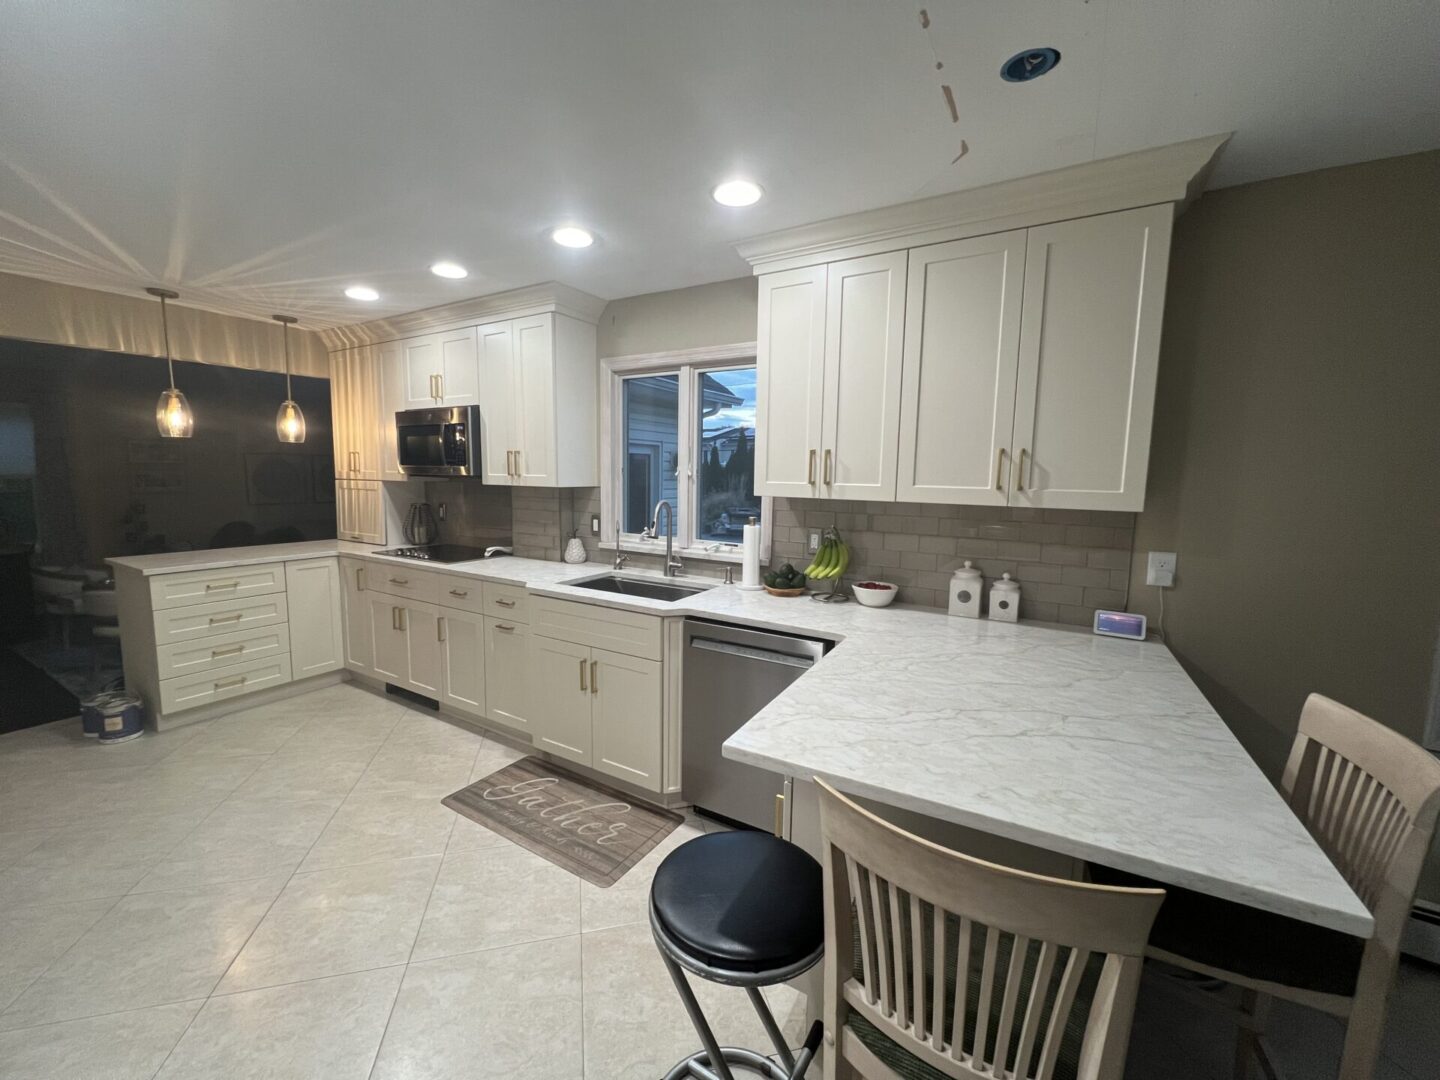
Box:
(746, 986), (795, 1072)
(659, 947), (738, 1080)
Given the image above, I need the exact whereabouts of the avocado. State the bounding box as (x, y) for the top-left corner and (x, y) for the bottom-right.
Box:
(780, 563), (796, 576)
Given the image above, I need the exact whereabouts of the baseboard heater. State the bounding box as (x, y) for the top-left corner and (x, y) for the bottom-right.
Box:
(1403, 901), (1440, 965)
(385, 684), (439, 711)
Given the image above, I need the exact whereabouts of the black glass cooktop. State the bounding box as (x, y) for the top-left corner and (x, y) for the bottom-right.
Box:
(375, 545), (511, 563)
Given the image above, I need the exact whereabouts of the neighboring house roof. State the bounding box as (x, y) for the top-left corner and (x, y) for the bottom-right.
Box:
(699, 373), (743, 410)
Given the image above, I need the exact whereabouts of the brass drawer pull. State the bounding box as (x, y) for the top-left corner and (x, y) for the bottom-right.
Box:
(590, 659), (598, 695)
(774, 793), (785, 838)
(437, 617), (445, 642)
(211, 645), (245, 658)
(389, 577), (409, 585)
(208, 613), (244, 625)
(214, 675), (246, 690)
(449, 588), (469, 598)
(494, 598), (516, 608)
(495, 623), (516, 632)
(205, 581), (240, 591)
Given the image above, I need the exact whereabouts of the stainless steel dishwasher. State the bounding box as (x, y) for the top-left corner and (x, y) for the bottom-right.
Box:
(682, 618), (831, 831)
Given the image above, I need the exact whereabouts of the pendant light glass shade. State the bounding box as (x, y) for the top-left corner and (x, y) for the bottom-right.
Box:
(272, 314), (306, 443)
(147, 287), (194, 438)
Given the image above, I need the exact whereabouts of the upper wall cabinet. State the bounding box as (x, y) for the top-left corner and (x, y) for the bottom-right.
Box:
(331, 346), (382, 480)
(740, 134), (1226, 513)
(400, 327), (480, 409)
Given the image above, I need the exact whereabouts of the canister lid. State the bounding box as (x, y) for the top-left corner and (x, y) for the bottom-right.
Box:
(991, 571), (1020, 593)
(952, 559), (982, 580)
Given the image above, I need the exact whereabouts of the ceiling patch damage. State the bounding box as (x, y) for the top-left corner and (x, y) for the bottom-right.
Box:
(917, 9), (969, 165)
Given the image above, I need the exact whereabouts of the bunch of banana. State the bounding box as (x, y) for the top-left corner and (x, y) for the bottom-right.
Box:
(804, 529), (851, 580)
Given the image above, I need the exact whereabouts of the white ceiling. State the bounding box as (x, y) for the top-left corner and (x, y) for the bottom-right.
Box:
(1, 0), (1436, 330)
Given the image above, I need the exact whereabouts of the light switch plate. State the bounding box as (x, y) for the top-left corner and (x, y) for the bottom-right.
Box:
(1146, 551), (1177, 587)
(808, 531), (821, 554)
(590, 515), (601, 535)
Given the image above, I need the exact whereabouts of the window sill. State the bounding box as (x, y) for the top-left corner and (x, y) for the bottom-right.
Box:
(600, 540), (766, 566)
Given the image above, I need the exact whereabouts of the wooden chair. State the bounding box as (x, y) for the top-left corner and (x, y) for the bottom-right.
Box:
(815, 779), (1165, 1080)
(1095, 694), (1440, 1079)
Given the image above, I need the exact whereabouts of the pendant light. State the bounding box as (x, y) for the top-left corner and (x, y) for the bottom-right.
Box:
(272, 314), (306, 443)
(147, 287), (194, 438)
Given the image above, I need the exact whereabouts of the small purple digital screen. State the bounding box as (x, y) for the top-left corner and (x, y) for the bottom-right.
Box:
(1094, 610), (1146, 639)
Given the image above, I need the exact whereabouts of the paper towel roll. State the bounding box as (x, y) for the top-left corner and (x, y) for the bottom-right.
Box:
(740, 520), (763, 590)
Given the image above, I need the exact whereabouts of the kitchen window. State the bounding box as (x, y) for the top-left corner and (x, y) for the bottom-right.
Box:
(601, 345), (768, 563)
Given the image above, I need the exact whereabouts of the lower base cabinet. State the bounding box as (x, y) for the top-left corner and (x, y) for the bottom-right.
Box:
(285, 559), (344, 678)
(439, 607), (485, 716)
(529, 636), (663, 786)
(340, 558), (372, 672)
(485, 616), (530, 732)
(368, 595), (441, 695)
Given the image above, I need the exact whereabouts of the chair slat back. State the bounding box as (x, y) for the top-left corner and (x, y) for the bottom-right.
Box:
(817, 780), (1163, 1080)
(1282, 695), (1440, 922)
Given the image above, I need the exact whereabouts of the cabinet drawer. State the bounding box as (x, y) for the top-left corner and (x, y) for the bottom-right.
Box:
(366, 565), (442, 603)
(153, 593), (289, 645)
(482, 582), (529, 622)
(436, 576), (486, 615)
(158, 654), (293, 714)
(156, 625), (291, 679)
(531, 597), (662, 661)
(149, 562), (285, 610)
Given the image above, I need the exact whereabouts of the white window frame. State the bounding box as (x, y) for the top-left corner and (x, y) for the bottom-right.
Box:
(600, 342), (770, 565)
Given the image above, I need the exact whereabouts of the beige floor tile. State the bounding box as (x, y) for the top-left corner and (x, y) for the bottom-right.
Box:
(0, 813), (200, 907)
(230, 745), (376, 801)
(132, 796), (343, 893)
(350, 745), (480, 798)
(0, 897), (118, 1012)
(372, 937), (583, 1080)
(158, 966), (403, 1080)
(581, 921), (807, 1080)
(411, 845), (580, 962)
(162, 708), (308, 759)
(217, 855), (439, 993)
(0, 1000), (201, 1080)
(0, 874), (286, 1029)
(0, 828), (58, 870)
(298, 790), (457, 872)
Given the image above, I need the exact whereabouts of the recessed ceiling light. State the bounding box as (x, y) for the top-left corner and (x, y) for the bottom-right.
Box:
(430, 261), (468, 279)
(551, 226), (594, 249)
(1000, 47), (1061, 82)
(712, 179), (763, 207)
(344, 285), (379, 302)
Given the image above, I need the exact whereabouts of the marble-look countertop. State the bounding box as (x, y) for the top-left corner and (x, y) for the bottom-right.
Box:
(107, 541), (1372, 936)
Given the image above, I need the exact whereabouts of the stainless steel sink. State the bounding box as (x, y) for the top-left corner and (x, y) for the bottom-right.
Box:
(565, 574), (712, 602)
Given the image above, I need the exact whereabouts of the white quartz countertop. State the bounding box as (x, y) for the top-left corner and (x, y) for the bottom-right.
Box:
(107, 541), (1372, 936)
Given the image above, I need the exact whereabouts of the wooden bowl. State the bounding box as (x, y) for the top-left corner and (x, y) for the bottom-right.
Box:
(763, 585), (807, 597)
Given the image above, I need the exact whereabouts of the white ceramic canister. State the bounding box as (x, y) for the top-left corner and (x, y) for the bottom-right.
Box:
(988, 572), (1021, 623)
(948, 560), (984, 619)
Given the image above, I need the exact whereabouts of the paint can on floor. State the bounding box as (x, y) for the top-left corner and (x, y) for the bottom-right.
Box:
(93, 691), (145, 744)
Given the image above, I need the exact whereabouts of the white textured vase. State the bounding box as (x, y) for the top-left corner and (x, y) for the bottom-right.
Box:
(563, 537), (587, 564)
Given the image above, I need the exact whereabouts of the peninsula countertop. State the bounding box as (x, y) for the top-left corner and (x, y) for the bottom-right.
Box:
(108, 540), (1373, 937)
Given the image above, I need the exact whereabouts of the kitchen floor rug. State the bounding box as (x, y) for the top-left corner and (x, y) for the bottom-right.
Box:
(443, 756), (684, 887)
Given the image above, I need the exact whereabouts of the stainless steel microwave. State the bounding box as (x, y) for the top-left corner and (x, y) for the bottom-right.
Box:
(395, 405), (481, 477)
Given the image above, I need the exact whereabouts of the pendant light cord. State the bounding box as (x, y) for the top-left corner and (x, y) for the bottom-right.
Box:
(282, 321), (292, 398)
(159, 294), (176, 391)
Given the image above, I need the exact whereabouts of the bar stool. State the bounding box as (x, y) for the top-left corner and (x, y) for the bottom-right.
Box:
(650, 831), (826, 1080)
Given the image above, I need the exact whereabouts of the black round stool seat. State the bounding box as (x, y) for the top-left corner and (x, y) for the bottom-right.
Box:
(651, 831), (823, 974)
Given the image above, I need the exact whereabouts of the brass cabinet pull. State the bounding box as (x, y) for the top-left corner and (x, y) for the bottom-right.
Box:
(774, 793), (785, 838)
(437, 373), (444, 399)
(449, 588), (469, 598)
(389, 577), (408, 585)
(214, 675), (246, 690)
(807, 449), (816, 484)
(1015, 447), (1029, 493)
(495, 598), (515, 608)
(356, 568), (364, 591)
(205, 581), (240, 591)
(391, 606), (399, 631)
(208, 613), (244, 625)
(590, 659), (598, 695)
(437, 616), (445, 642)
(512, 450), (521, 477)
(211, 645), (245, 658)
(579, 658), (587, 692)
(995, 447), (1006, 492)
(398, 607), (406, 632)
(495, 623), (516, 632)
(506, 450), (514, 477)
(823, 449), (832, 486)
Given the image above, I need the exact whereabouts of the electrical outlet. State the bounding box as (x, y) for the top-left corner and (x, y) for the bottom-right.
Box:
(1146, 551), (1177, 587)
(437, 502), (447, 522)
(808, 531), (821, 554)
(590, 514), (600, 535)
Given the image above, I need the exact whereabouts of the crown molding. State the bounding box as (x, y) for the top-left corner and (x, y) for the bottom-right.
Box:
(320, 280), (608, 350)
(735, 133), (1231, 274)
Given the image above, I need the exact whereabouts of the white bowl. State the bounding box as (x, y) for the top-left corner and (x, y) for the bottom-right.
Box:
(851, 581), (898, 608)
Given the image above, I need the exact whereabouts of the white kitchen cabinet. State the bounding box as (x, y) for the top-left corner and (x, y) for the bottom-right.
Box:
(284, 558), (344, 679)
(590, 648), (663, 789)
(438, 606), (485, 717)
(331, 347), (382, 480)
(820, 252), (906, 500)
(896, 231), (1025, 505)
(400, 327), (479, 408)
(754, 266), (827, 497)
(1009, 204), (1171, 511)
(369, 595), (408, 683)
(484, 616), (529, 732)
(472, 313), (596, 487)
(365, 595), (441, 696)
(529, 634), (593, 765)
(378, 339), (406, 481)
(339, 558), (371, 673)
(336, 479), (384, 544)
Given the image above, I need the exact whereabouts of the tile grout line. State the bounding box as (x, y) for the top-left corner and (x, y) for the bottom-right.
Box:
(145, 697), (405, 1080)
